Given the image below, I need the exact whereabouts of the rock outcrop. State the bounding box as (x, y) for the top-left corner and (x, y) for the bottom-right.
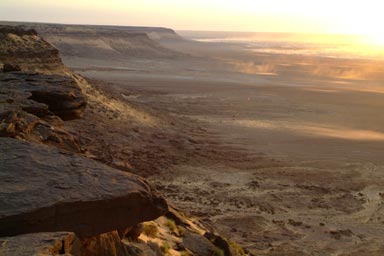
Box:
(0, 70), (86, 152)
(0, 25), (171, 255)
(182, 231), (217, 256)
(0, 232), (81, 255)
(0, 137), (168, 238)
(0, 25), (66, 74)
(0, 71), (86, 120)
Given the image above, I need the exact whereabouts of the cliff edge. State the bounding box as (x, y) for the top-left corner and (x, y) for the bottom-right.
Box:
(0, 25), (66, 74)
(0, 22), (183, 60)
(0, 25), (244, 256)
(0, 25), (169, 255)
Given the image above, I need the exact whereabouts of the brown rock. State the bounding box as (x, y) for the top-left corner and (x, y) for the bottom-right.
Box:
(0, 72), (86, 120)
(165, 206), (191, 227)
(204, 232), (233, 256)
(0, 110), (39, 137)
(0, 25), (65, 74)
(0, 110), (82, 152)
(0, 232), (81, 255)
(0, 138), (168, 238)
(0, 72), (84, 152)
(182, 231), (217, 256)
(124, 223), (143, 240)
(81, 231), (131, 256)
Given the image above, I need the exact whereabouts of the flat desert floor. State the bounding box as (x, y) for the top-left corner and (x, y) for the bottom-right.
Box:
(65, 41), (384, 255)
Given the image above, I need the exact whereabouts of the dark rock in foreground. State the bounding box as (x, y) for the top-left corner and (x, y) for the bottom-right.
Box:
(0, 71), (86, 152)
(0, 72), (86, 121)
(0, 232), (80, 255)
(0, 138), (168, 238)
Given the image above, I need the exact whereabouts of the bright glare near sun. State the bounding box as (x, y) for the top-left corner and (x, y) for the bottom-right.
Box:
(1, 0), (384, 45)
(364, 34), (384, 47)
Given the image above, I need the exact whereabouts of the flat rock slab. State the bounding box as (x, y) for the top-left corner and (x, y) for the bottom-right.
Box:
(0, 232), (80, 256)
(0, 72), (86, 120)
(0, 138), (168, 238)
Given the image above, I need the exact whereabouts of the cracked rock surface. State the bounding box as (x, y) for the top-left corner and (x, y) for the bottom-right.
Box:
(0, 137), (168, 238)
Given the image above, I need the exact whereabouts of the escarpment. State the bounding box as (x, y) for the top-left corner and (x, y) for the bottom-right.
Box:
(0, 25), (169, 255)
(0, 22), (183, 60)
(0, 25), (66, 74)
(0, 25), (245, 256)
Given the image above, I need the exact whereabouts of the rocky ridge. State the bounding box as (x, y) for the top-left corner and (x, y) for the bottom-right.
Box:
(0, 22), (183, 59)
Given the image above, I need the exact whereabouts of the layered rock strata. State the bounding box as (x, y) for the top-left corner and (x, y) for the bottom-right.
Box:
(0, 25), (65, 74)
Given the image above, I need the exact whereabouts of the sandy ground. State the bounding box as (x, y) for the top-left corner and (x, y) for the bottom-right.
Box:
(65, 42), (384, 255)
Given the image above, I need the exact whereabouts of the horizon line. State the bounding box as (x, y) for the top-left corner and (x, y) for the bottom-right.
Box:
(0, 19), (368, 37)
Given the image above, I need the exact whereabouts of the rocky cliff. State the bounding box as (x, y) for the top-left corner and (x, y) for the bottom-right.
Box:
(0, 25), (66, 74)
(0, 25), (169, 255)
(0, 22), (183, 60)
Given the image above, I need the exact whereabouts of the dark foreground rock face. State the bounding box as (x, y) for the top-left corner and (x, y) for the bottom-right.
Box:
(0, 232), (81, 255)
(0, 71), (86, 152)
(0, 138), (168, 238)
(0, 72), (86, 121)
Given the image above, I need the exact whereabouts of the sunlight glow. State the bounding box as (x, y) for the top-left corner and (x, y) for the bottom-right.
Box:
(365, 34), (384, 47)
(1, 0), (384, 39)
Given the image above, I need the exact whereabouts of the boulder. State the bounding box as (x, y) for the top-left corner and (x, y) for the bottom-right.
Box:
(204, 232), (233, 256)
(0, 232), (81, 255)
(0, 138), (168, 238)
(182, 231), (217, 256)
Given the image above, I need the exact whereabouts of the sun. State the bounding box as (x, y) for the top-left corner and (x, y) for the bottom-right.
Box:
(365, 34), (384, 46)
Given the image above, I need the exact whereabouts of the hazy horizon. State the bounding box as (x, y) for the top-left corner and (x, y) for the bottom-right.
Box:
(1, 0), (383, 38)
(2, 19), (384, 41)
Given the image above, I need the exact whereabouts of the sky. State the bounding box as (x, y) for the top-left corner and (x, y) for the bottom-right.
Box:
(0, 0), (383, 36)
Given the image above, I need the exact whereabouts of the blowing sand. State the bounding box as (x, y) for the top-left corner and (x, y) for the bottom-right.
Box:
(65, 39), (384, 255)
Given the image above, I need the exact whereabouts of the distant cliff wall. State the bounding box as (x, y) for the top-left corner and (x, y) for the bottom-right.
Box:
(0, 25), (66, 74)
(0, 22), (184, 60)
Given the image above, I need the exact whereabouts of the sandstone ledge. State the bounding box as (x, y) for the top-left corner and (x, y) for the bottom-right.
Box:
(0, 138), (168, 238)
